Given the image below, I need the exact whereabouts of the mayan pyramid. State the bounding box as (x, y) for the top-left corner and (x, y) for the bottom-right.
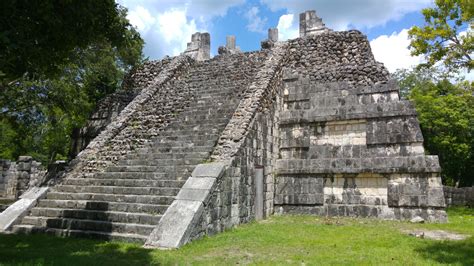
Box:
(1, 10), (445, 249)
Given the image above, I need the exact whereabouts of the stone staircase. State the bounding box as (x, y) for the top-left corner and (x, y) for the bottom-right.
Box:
(12, 53), (264, 242)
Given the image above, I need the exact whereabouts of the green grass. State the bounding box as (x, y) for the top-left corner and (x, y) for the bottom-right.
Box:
(0, 207), (472, 265)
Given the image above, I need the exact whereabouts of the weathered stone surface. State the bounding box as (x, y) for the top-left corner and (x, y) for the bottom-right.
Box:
(191, 163), (227, 178)
(0, 187), (48, 231)
(410, 216), (425, 223)
(300, 10), (330, 37)
(405, 229), (469, 240)
(5, 9), (447, 248)
(443, 186), (474, 207)
(145, 200), (203, 249)
(183, 32), (210, 61)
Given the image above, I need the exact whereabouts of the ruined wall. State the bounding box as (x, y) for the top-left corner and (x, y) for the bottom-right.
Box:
(0, 160), (11, 198)
(274, 30), (446, 222)
(70, 58), (172, 158)
(444, 186), (474, 207)
(69, 56), (195, 175)
(0, 157), (45, 199)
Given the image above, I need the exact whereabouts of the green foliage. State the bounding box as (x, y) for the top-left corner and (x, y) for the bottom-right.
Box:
(395, 67), (473, 186)
(0, 2), (144, 164)
(408, 0), (473, 71)
(410, 79), (473, 186)
(0, 208), (472, 265)
(0, 0), (141, 83)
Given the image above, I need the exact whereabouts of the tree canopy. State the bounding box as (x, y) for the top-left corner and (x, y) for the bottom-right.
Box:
(408, 0), (473, 71)
(404, 0), (473, 186)
(397, 68), (474, 186)
(0, 0), (142, 84)
(0, 1), (144, 164)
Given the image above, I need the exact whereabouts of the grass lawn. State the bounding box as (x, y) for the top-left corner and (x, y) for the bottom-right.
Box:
(0, 207), (472, 265)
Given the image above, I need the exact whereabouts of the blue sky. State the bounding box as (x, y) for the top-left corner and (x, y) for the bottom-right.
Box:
(116, 0), (466, 74)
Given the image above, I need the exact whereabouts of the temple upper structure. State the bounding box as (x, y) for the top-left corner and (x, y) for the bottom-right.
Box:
(300, 10), (330, 37)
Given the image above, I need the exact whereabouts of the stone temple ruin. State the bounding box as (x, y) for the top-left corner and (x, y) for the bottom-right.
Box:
(0, 10), (447, 248)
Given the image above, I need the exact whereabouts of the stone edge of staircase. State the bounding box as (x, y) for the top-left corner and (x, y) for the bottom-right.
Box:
(0, 187), (49, 232)
(144, 162), (228, 249)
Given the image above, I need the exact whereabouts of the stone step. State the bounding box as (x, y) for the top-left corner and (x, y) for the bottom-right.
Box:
(28, 208), (161, 225)
(179, 107), (235, 115)
(89, 172), (169, 180)
(117, 158), (203, 167)
(12, 225), (148, 243)
(105, 164), (195, 173)
(47, 192), (175, 205)
(62, 178), (185, 188)
(21, 216), (155, 236)
(151, 139), (217, 148)
(152, 139), (217, 146)
(186, 102), (239, 109)
(125, 151), (210, 160)
(178, 113), (234, 121)
(156, 134), (220, 143)
(157, 129), (222, 137)
(137, 145), (212, 154)
(37, 199), (169, 214)
(165, 122), (228, 131)
(54, 185), (180, 196)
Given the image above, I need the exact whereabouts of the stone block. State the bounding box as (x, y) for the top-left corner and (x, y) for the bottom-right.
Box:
(176, 188), (212, 202)
(145, 200), (203, 249)
(192, 162), (227, 178)
(182, 177), (216, 191)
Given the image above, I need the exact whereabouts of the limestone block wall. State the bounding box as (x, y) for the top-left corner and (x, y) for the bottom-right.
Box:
(274, 31), (446, 222)
(443, 186), (474, 207)
(186, 107), (281, 242)
(0, 157), (45, 199)
(0, 160), (11, 197)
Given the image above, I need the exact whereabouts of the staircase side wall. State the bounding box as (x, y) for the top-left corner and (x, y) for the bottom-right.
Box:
(68, 55), (195, 175)
(70, 59), (173, 159)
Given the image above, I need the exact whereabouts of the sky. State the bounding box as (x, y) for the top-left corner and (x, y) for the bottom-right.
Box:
(116, 0), (472, 78)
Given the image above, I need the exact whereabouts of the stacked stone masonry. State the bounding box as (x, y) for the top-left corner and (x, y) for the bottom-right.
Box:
(4, 11), (447, 246)
(443, 186), (474, 207)
(0, 157), (45, 201)
(70, 58), (172, 157)
(11, 50), (268, 242)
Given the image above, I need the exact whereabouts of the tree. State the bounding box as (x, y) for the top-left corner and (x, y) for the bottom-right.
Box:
(408, 0), (473, 71)
(0, 0), (141, 84)
(395, 68), (474, 186)
(0, 2), (144, 164)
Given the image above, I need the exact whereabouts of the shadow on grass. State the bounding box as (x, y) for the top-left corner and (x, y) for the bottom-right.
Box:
(0, 233), (155, 266)
(415, 238), (474, 266)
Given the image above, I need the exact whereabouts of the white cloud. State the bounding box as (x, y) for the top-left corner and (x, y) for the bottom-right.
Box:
(261, 0), (432, 30)
(119, 0), (245, 18)
(128, 7), (200, 59)
(117, 0), (245, 59)
(245, 6), (268, 33)
(370, 29), (423, 72)
(277, 14), (299, 41)
(127, 6), (155, 32)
